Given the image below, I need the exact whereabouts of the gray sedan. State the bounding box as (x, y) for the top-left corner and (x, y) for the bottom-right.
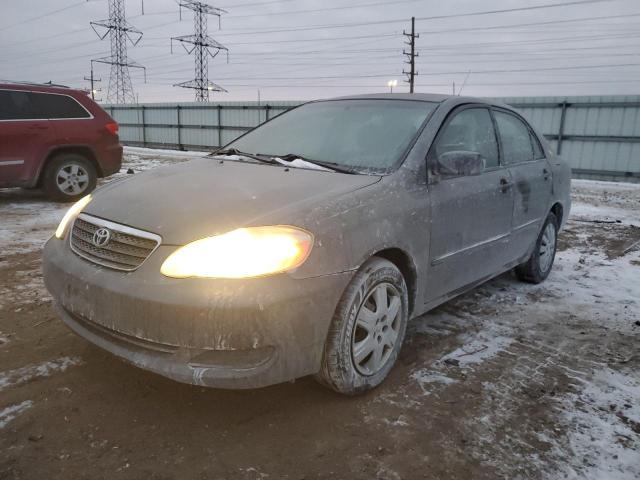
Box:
(43, 94), (571, 395)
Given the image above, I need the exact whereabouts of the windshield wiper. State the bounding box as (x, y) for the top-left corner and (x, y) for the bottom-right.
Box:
(275, 153), (359, 174)
(210, 148), (278, 165)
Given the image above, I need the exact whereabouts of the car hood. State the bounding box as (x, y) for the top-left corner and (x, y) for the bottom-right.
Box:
(85, 157), (381, 245)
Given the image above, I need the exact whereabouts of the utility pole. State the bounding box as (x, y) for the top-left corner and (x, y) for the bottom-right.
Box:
(171, 1), (229, 102)
(402, 16), (419, 93)
(91, 0), (146, 104)
(84, 65), (102, 101)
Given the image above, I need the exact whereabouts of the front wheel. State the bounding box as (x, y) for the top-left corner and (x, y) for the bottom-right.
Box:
(515, 212), (558, 284)
(316, 257), (409, 395)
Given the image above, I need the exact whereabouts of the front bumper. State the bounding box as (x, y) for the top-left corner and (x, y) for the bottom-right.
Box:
(43, 236), (353, 389)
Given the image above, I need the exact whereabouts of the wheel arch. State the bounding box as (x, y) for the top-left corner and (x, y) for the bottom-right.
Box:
(371, 247), (418, 316)
(550, 202), (564, 227)
(36, 145), (102, 186)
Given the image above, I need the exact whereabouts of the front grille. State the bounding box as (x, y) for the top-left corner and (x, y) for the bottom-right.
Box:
(70, 213), (161, 271)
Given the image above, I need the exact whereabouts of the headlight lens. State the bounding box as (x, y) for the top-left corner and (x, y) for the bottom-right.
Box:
(160, 226), (314, 279)
(54, 194), (92, 239)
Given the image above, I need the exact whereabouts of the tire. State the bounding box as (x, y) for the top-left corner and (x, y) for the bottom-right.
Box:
(316, 257), (409, 395)
(42, 153), (97, 202)
(515, 212), (558, 284)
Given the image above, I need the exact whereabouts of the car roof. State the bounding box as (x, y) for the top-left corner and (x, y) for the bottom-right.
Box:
(0, 82), (85, 96)
(326, 92), (451, 103)
(315, 92), (514, 110)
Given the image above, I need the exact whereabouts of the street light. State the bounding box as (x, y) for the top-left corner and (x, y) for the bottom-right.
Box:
(387, 79), (398, 93)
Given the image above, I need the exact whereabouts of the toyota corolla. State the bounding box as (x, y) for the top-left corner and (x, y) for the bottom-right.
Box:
(42, 94), (571, 395)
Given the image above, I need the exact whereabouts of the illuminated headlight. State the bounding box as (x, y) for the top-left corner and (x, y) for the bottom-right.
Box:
(160, 226), (314, 279)
(54, 194), (92, 239)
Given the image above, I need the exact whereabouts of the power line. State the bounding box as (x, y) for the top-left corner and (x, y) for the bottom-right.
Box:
(143, 61), (640, 82)
(203, 0), (624, 37)
(0, 0), (91, 32)
(227, 0), (426, 19)
(134, 78), (640, 89)
(218, 0), (298, 9)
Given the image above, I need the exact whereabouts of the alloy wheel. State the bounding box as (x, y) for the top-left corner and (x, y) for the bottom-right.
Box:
(351, 282), (402, 376)
(539, 222), (556, 274)
(56, 163), (90, 196)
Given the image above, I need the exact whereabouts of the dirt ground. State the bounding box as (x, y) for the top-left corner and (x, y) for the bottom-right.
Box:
(1, 148), (638, 480)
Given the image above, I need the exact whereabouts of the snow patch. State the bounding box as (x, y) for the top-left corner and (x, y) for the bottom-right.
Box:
(123, 146), (206, 158)
(0, 400), (33, 429)
(441, 334), (514, 367)
(550, 368), (640, 480)
(0, 357), (83, 392)
(546, 249), (639, 334)
(272, 157), (333, 171)
(411, 369), (457, 395)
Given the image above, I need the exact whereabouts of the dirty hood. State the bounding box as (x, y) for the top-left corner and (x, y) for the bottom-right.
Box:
(85, 157), (380, 245)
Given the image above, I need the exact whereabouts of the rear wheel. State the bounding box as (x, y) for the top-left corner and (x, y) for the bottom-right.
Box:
(515, 212), (558, 284)
(316, 257), (409, 395)
(43, 153), (97, 202)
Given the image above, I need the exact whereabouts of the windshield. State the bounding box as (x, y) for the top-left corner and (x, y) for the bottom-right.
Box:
(225, 99), (437, 173)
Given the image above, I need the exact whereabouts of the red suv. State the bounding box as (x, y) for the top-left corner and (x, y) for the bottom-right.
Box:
(0, 82), (122, 201)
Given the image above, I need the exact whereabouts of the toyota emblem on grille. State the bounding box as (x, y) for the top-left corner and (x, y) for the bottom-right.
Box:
(92, 228), (112, 247)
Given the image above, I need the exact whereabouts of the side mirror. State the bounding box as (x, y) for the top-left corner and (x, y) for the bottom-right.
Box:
(437, 150), (485, 177)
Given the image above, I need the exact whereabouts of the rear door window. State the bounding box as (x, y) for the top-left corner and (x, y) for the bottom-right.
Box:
(29, 92), (91, 119)
(494, 111), (535, 164)
(0, 90), (36, 120)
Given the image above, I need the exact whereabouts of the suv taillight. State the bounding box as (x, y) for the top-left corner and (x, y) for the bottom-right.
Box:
(105, 122), (119, 135)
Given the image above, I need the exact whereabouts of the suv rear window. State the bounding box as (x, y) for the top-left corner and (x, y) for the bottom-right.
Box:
(30, 92), (91, 119)
(0, 90), (35, 120)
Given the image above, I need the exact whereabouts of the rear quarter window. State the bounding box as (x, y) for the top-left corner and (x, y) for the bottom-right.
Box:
(30, 92), (91, 119)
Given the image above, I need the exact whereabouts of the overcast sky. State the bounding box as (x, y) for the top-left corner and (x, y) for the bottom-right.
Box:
(1, 0), (640, 103)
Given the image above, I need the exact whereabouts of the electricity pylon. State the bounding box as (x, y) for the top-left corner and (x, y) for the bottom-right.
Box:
(172, 1), (228, 101)
(91, 0), (145, 104)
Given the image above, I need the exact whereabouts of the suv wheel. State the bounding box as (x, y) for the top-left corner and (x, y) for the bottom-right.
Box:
(515, 212), (558, 284)
(316, 257), (409, 395)
(43, 153), (97, 202)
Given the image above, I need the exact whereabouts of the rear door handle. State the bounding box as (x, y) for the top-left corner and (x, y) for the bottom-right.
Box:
(499, 177), (512, 193)
(543, 168), (551, 181)
(28, 125), (48, 130)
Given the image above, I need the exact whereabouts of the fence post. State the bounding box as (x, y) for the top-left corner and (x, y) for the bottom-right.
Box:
(177, 105), (183, 150)
(557, 101), (568, 155)
(265, 104), (271, 122)
(140, 105), (147, 147)
(217, 104), (222, 148)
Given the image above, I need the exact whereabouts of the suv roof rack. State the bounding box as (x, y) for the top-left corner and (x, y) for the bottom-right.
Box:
(0, 80), (70, 88)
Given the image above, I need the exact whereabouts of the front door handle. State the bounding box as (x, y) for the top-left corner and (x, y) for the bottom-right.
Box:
(499, 177), (512, 193)
(28, 125), (48, 130)
(543, 168), (551, 181)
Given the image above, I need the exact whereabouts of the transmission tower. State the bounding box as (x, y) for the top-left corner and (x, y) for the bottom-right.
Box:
(91, 0), (145, 104)
(171, 1), (228, 101)
(402, 16), (419, 93)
